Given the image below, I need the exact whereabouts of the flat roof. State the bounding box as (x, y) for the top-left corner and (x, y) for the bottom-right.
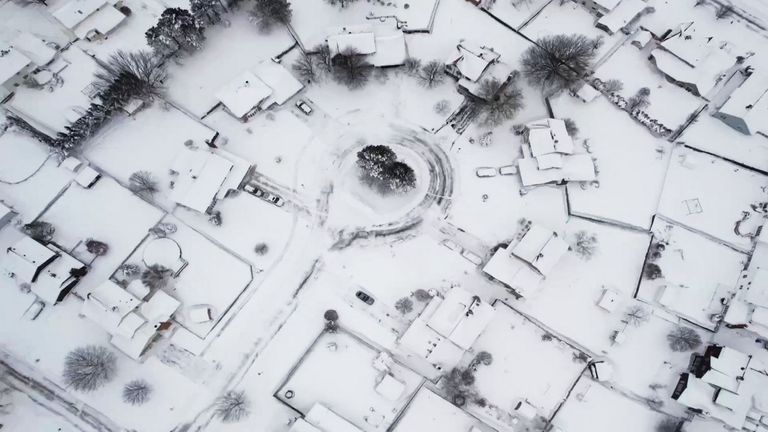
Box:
(370, 32), (407, 67)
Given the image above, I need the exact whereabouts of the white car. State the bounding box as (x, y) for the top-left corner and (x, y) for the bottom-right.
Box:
(296, 100), (313, 115)
(499, 164), (518, 176)
(475, 167), (497, 178)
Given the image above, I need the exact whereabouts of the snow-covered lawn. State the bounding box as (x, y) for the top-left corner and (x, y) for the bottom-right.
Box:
(656, 145), (768, 250)
(511, 218), (650, 355)
(165, 13), (294, 117)
(0, 159), (72, 223)
(469, 301), (586, 418)
(0, 128), (49, 183)
(593, 44), (702, 129)
(679, 112), (768, 173)
(552, 94), (672, 230)
(636, 219), (746, 330)
(276, 330), (423, 432)
(482, 0), (551, 30)
(391, 386), (495, 432)
(552, 379), (671, 432)
(36, 177), (164, 295)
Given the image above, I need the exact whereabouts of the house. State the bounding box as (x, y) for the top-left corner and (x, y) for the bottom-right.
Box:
(714, 69), (768, 136)
(326, 24), (407, 67)
(672, 345), (768, 429)
(1, 236), (87, 304)
(169, 147), (235, 214)
(483, 223), (569, 297)
(458, 62), (516, 100)
(649, 22), (738, 99)
(595, 0), (650, 35)
(3, 46), (99, 139)
(252, 61), (304, 109)
(445, 41), (500, 82)
(215, 71), (272, 120)
(398, 287), (494, 374)
(517, 118), (596, 187)
(51, 0), (126, 41)
(82, 279), (180, 360)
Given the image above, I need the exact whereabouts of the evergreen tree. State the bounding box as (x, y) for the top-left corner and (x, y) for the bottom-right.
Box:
(146, 8), (205, 57)
(191, 0), (227, 26)
(251, 0), (292, 31)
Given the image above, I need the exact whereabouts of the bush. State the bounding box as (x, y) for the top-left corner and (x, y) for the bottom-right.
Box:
(667, 327), (702, 352)
(395, 297), (414, 315)
(433, 99), (451, 115)
(521, 34), (601, 94)
(63, 346), (117, 392)
(86, 239), (109, 256)
(141, 264), (172, 290)
(214, 390), (251, 422)
(22, 220), (55, 243)
(129, 171), (159, 199)
(643, 262), (663, 280)
(122, 379), (152, 405)
(572, 230), (597, 260)
(602, 78), (623, 93)
(254, 243), (269, 255)
(414, 289), (433, 301)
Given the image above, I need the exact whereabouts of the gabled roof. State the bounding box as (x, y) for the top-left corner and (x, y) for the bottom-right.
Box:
(215, 71), (272, 118)
(169, 148), (234, 213)
(512, 224), (569, 275)
(596, 0), (647, 34)
(52, 0), (108, 29)
(327, 32), (376, 57)
(81, 279), (141, 332)
(3, 236), (57, 284)
(73, 5), (125, 39)
(445, 42), (499, 82)
(718, 70), (768, 135)
(369, 32), (407, 67)
(0, 46), (31, 85)
(252, 61), (303, 108)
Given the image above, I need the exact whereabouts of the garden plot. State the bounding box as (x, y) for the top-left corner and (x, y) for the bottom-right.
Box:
(636, 219), (746, 331)
(551, 379), (671, 432)
(656, 145), (768, 251)
(513, 217), (651, 355)
(391, 386), (495, 432)
(84, 103), (217, 210)
(0, 159), (72, 223)
(593, 44), (702, 130)
(275, 330), (423, 432)
(680, 112), (768, 173)
(607, 312), (705, 415)
(469, 301), (586, 419)
(520, 0), (623, 59)
(552, 94), (672, 230)
(174, 191), (295, 268)
(482, 0), (552, 30)
(290, 0), (438, 46)
(36, 177), (164, 295)
(164, 13), (294, 117)
(202, 109), (314, 187)
(446, 133), (568, 247)
(124, 215), (252, 338)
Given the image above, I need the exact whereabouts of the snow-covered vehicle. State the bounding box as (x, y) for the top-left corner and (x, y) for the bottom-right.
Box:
(296, 100), (313, 115)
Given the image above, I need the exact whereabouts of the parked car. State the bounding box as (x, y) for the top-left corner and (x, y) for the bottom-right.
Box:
(441, 239), (461, 252)
(244, 184), (285, 207)
(460, 249), (483, 266)
(355, 290), (375, 305)
(498, 164), (518, 176)
(296, 100), (313, 115)
(475, 167), (497, 178)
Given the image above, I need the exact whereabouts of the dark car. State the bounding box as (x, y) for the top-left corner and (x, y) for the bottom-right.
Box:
(355, 290), (375, 305)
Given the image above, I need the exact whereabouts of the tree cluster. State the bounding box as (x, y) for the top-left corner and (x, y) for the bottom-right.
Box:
(191, 0), (227, 26)
(356, 145), (417, 195)
(251, 0), (292, 31)
(146, 8), (206, 57)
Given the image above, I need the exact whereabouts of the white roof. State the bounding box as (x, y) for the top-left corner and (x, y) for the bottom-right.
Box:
(288, 419), (322, 432)
(305, 403), (363, 432)
(169, 148), (234, 213)
(512, 224), (569, 275)
(370, 32), (407, 67)
(252, 61), (303, 108)
(482, 246), (544, 296)
(327, 32), (376, 56)
(446, 43), (499, 82)
(3, 236), (56, 284)
(52, 0), (107, 29)
(9, 33), (56, 67)
(0, 46), (31, 85)
(518, 154), (596, 186)
(215, 71), (272, 118)
(596, 0), (647, 33)
(426, 287), (495, 350)
(139, 289), (180, 323)
(398, 318), (465, 369)
(82, 280), (140, 332)
(31, 248), (85, 304)
(594, 0), (621, 10)
(718, 70), (768, 135)
(661, 23), (711, 67)
(74, 165), (100, 187)
(73, 6), (125, 39)
(375, 374), (406, 401)
(527, 118), (574, 157)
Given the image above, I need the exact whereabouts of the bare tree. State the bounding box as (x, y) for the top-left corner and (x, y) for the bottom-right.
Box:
(331, 48), (372, 89)
(417, 60), (446, 88)
(395, 297), (414, 314)
(251, 0), (292, 31)
(292, 54), (321, 84)
(572, 230), (597, 260)
(667, 327), (702, 352)
(402, 57), (422, 76)
(123, 380), (152, 405)
(63, 346), (117, 392)
(22, 221), (55, 243)
(141, 264), (172, 290)
(624, 305), (650, 327)
(128, 171), (159, 199)
(214, 390), (251, 422)
(94, 50), (166, 106)
(475, 77), (525, 127)
(521, 34), (602, 94)
(626, 87), (651, 112)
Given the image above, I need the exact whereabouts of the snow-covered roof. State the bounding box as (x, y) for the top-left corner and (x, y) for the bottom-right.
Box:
(169, 148), (234, 213)
(526, 118), (574, 157)
(288, 419), (322, 432)
(718, 70), (768, 135)
(52, 0), (107, 29)
(369, 32), (407, 67)
(375, 374), (405, 401)
(596, 0), (647, 34)
(575, 83), (600, 102)
(425, 287), (494, 350)
(73, 5), (126, 40)
(512, 224), (569, 276)
(9, 33), (56, 67)
(139, 289), (180, 323)
(252, 61), (303, 108)
(594, 0), (621, 11)
(0, 46), (31, 86)
(518, 154), (596, 186)
(215, 71), (273, 119)
(305, 403), (363, 432)
(482, 246), (544, 296)
(82, 280), (141, 332)
(3, 236), (57, 284)
(31, 245), (85, 304)
(445, 42), (499, 82)
(327, 31), (376, 57)
(398, 318), (465, 369)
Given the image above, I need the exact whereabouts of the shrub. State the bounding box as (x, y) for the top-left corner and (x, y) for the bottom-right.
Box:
(254, 243), (269, 255)
(667, 327), (702, 352)
(602, 78), (624, 93)
(22, 220), (55, 243)
(122, 379), (152, 405)
(129, 171), (159, 199)
(643, 262), (663, 280)
(572, 230), (598, 260)
(63, 346), (117, 392)
(86, 239), (109, 256)
(414, 289), (433, 301)
(395, 297), (414, 315)
(214, 390), (251, 422)
(141, 264), (172, 290)
(433, 99), (451, 115)
(626, 87), (651, 112)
